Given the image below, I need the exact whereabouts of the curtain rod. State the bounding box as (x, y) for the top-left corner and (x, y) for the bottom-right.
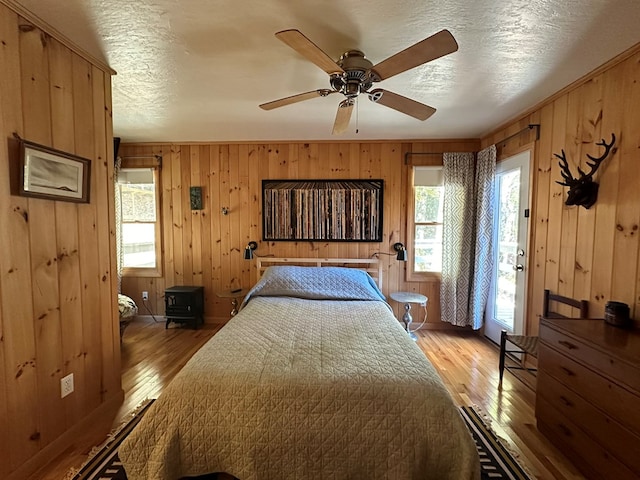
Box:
(120, 155), (163, 160)
(404, 151), (445, 165)
(120, 154), (163, 167)
(497, 124), (540, 146)
(403, 124), (540, 164)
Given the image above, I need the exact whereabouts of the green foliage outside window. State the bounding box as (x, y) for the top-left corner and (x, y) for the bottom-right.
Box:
(118, 169), (158, 269)
(414, 185), (443, 272)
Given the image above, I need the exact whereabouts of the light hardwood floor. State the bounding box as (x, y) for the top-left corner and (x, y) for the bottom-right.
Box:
(33, 316), (585, 480)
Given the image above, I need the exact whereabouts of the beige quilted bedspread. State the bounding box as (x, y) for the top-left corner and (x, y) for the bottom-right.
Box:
(119, 297), (480, 480)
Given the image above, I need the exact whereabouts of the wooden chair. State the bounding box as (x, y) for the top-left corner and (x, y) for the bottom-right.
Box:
(498, 289), (589, 387)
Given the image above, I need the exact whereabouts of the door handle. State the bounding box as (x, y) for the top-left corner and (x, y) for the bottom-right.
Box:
(513, 264), (524, 271)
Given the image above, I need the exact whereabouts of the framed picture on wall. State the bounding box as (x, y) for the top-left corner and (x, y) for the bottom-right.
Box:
(262, 179), (384, 242)
(19, 140), (91, 203)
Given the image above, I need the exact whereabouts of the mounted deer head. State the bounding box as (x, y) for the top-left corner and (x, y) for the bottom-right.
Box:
(555, 133), (616, 209)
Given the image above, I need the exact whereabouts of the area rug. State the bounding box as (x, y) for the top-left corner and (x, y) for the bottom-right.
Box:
(459, 405), (531, 480)
(69, 401), (529, 480)
(67, 399), (156, 480)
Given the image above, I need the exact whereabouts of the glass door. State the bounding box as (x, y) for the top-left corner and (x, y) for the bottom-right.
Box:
(485, 150), (530, 345)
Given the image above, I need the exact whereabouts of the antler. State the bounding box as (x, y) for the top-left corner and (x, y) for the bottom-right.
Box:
(555, 150), (577, 187)
(555, 133), (616, 187)
(580, 133), (616, 179)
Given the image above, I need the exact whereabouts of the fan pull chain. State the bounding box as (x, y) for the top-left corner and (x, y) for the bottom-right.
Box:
(355, 96), (359, 134)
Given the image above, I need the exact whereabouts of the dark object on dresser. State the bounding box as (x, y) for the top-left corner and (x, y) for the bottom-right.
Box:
(604, 301), (632, 328)
(536, 318), (640, 478)
(498, 289), (589, 387)
(164, 286), (204, 329)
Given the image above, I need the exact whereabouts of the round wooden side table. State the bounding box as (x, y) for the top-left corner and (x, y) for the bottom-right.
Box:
(389, 291), (428, 341)
(217, 288), (249, 317)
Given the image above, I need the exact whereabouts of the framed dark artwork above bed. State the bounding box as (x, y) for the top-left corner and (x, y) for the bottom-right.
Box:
(262, 179), (383, 242)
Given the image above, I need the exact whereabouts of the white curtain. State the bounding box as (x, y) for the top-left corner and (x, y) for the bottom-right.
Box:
(440, 152), (475, 327)
(114, 156), (123, 293)
(440, 145), (496, 329)
(470, 145), (496, 328)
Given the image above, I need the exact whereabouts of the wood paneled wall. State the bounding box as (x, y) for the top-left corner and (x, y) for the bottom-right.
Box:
(482, 43), (640, 332)
(122, 42), (640, 336)
(0, 3), (121, 479)
(120, 139), (479, 325)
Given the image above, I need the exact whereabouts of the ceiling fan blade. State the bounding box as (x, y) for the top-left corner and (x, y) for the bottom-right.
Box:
(259, 89), (335, 110)
(370, 29), (458, 81)
(332, 99), (354, 135)
(368, 89), (436, 120)
(275, 29), (344, 75)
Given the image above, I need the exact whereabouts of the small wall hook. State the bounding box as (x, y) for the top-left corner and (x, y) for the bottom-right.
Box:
(221, 207), (229, 215)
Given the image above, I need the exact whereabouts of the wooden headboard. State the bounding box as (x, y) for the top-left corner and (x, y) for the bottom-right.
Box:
(255, 257), (383, 290)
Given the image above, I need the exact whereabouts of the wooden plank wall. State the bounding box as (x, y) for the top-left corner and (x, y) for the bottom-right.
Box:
(482, 43), (640, 332)
(0, 3), (121, 478)
(119, 139), (479, 326)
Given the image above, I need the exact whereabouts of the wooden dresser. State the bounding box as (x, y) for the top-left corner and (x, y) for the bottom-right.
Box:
(536, 318), (640, 479)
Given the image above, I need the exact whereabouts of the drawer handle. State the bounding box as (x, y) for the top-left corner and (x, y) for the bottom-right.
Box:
(558, 340), (577, 350)
(559, 395), (573, 407)
(560, 366), (575, 376)
(558, 423), (572, 437)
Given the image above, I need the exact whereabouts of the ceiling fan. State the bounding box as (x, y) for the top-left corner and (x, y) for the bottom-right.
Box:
(259, 29), (459, 134)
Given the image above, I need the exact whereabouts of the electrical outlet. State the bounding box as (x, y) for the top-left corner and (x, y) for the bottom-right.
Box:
(61, 373), (74, 398)
(142, 291), (149, 301)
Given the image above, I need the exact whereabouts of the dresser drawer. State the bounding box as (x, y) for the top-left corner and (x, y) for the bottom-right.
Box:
(539, 322), (640, 393)
(537, 397), (637, 479)
(538, 343), (640, 433)
(537, 371), (640, 476)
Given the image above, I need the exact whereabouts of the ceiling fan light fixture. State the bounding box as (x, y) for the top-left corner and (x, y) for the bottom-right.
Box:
(345, 81), (361, 97)
(263, 28), (458, 134)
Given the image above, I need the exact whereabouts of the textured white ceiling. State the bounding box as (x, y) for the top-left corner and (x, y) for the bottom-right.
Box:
(14, 0), (640, 143)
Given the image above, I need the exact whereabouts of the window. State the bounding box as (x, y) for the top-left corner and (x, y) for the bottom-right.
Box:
(407, 166), (444, 278)
(117, 167), (162, 277)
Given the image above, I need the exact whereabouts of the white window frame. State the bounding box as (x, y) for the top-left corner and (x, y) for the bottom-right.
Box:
(118, 163), (163, 278)
(406, 165), (443, 281)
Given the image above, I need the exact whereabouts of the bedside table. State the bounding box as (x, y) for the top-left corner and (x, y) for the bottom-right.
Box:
(389, 291), (428, 341)
(217, 288), (249, 317)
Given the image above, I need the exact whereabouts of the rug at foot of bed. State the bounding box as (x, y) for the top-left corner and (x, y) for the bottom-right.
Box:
(67, 401), (530, 480)
(459, 406), (532, 480)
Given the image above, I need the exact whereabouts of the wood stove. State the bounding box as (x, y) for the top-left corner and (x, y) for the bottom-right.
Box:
(164, 285), (204, 329)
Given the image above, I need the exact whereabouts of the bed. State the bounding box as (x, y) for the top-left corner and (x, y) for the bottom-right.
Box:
(119, 259), (480, 480)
